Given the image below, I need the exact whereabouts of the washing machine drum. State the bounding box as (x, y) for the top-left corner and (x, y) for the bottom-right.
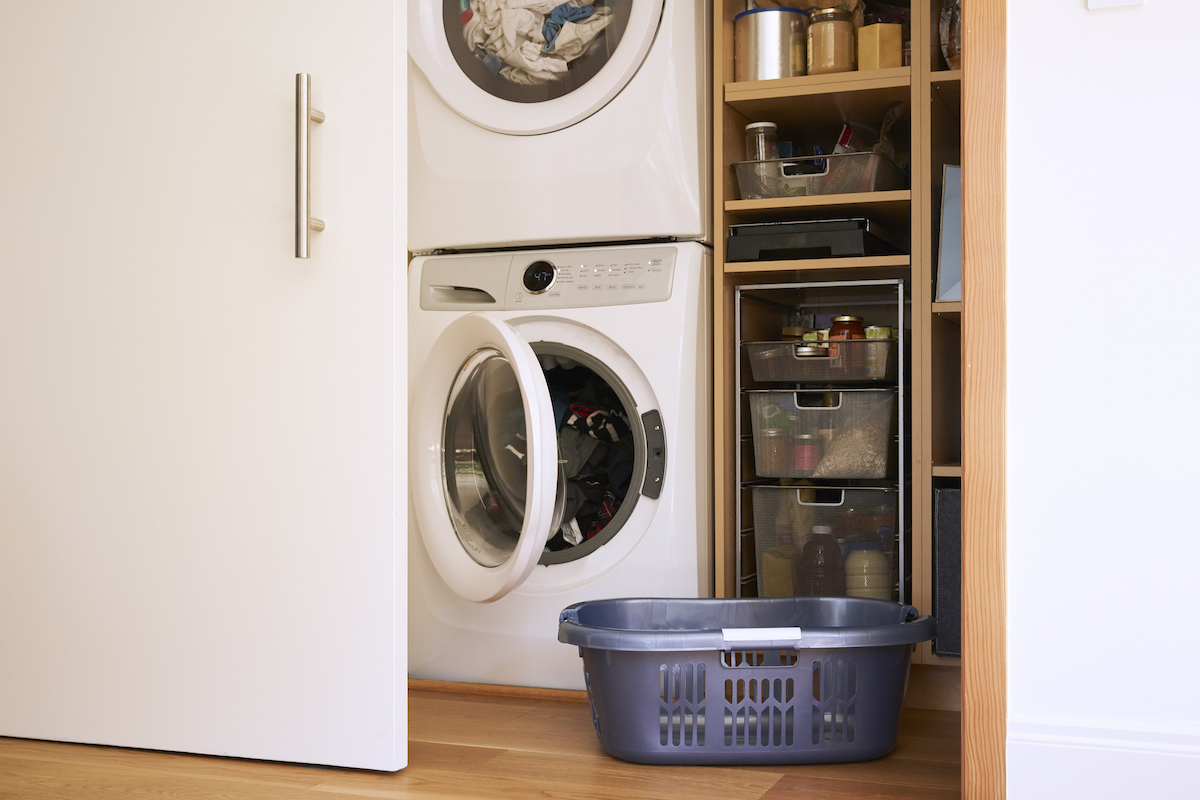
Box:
(409, 0), (664, 134)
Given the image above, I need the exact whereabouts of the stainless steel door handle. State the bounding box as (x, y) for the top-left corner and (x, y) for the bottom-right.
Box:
(295, 73), (325, 258)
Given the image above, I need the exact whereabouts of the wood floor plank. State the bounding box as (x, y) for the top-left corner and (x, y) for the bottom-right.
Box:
(403, 740), (507, 772)
(0, 691), (961, 800)
(410, 693), (606, 758)
(0, 754), (336, 799)
(0, 738), (330, 790)
(888, 733), (962, 764)
(762, 773), (961, 800)
(773, 756), (960, 792)
(312, 748), (784, 800)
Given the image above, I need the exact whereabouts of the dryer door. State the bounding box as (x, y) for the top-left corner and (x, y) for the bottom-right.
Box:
(410, 313), (561, 602)
(409, 0), (664, 135)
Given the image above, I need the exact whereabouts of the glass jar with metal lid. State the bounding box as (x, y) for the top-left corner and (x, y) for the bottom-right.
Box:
(791, 433), (823, 475)
(828, 314), (866, 364)
(792, 344), (829, 358)
(808, 8), (856, 75)
(758, 428), (790, 476)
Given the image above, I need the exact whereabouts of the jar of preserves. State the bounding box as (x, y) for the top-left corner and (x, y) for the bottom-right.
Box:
(807, 8), (856, 75)
(791, 433), (823, 475)
(758, 428), (790, 476)
(828, 314), (866, 364)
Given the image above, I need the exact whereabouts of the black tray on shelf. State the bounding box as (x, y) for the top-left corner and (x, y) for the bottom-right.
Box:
(726, 217), (903, 262)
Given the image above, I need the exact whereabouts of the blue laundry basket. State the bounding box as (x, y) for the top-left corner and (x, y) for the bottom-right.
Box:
(558, 596), (935, 765)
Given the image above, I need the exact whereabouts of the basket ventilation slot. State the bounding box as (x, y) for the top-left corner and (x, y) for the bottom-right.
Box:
(722, 649), (799, 668)
(584, 670), (601, 738)
(658, 663), (706, 747)
(722, 677), (797, 748)
(810, 659), (857, 745)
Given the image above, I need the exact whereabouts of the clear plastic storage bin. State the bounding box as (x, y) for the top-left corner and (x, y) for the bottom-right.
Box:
(748, 389), (895, 479)
(746, 339), (897, 383)
(733, 151), (906, 200)
(752, 486), (898, 599)
(558, 596), (935, 765)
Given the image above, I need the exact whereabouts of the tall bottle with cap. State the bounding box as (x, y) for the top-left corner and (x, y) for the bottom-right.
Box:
(798, 524), (846, 596)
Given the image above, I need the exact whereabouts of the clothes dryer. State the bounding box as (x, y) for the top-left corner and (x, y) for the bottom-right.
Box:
(408, 0), (710, 252)
(408, 241), (711, 689)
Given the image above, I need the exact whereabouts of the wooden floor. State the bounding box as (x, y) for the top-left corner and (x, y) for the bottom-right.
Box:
(0, 686), (961, 799)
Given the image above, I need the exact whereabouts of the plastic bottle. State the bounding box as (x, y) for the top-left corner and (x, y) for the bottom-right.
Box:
(844, 542), (891, 600)
(798, 524), (846, 596)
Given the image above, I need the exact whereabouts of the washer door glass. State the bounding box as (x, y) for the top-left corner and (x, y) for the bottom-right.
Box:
(446, 0), (632, 103)
(410, 0), (665, 134)
(410, 313), (560, 602)
(444, 347), (565, 567)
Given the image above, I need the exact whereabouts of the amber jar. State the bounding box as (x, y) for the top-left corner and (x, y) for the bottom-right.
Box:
(807, 8), (856, 75)
(828, 314), (866, 363)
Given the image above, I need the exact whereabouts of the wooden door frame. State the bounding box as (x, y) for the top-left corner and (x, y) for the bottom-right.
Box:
(962, 0), (1006, 797)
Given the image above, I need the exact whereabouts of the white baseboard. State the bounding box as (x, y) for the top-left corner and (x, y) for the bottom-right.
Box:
(1008, 712), (1200, 799)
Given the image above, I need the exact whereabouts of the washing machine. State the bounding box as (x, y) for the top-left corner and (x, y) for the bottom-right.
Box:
(407, 0), (710, 252)
(408, 241), (711, 689)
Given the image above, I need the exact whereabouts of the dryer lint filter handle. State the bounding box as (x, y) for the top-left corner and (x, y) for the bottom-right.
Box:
(640, 409), (665, 500)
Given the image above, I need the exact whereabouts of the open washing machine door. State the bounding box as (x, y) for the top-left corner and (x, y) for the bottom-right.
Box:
(410, 313), (561, 602)
(409, 0), (664, 135)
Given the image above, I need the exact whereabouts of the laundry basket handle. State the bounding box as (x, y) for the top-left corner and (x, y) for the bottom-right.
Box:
(721, 627), (803, 651)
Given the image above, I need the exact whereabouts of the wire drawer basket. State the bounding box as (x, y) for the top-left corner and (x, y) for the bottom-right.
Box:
(748, 389), (895, 479)
(752, 486), (898, 599)
(558, 597), (935, 765)
(745, 339), (897, 383)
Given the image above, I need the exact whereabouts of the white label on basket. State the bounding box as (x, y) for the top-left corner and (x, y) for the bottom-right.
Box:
(721, 627), (803, 645)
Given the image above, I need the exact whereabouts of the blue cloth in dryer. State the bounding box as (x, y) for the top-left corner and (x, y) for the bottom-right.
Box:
(542, 2), (595, 52)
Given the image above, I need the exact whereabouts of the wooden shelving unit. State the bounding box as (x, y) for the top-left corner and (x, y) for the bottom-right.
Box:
(712, 0), (963, 672)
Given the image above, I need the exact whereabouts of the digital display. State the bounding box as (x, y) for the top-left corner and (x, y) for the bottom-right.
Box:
(522, 261), (557, 293)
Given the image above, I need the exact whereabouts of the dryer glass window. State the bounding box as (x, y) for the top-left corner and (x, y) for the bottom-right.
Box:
(442, 348), (535, 568)
(445, 0), (634, 104)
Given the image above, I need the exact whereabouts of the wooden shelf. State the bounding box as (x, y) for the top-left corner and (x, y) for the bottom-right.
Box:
(725, 190), (911, 226)
(725, 68), (912, 129)
(932, 464), (962, 478)
(725, 255), (910, 274)
(932, 301), (962, 321)
(930, 72), (961, 119)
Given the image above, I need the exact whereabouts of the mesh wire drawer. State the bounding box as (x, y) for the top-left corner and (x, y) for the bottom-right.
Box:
(748, 390), (895, 479)
(752, 487), (898, 600)
(559, 597), (935, 765)
(746, 339), (897, 383)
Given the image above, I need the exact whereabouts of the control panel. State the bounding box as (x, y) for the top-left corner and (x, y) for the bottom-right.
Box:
(508, 246), (677, 309)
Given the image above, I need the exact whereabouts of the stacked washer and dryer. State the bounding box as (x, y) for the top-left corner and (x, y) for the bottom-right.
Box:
(408, 0), (712, 689)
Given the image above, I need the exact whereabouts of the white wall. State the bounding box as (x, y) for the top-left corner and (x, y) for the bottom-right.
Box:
(1007, 1), (1200, 795)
